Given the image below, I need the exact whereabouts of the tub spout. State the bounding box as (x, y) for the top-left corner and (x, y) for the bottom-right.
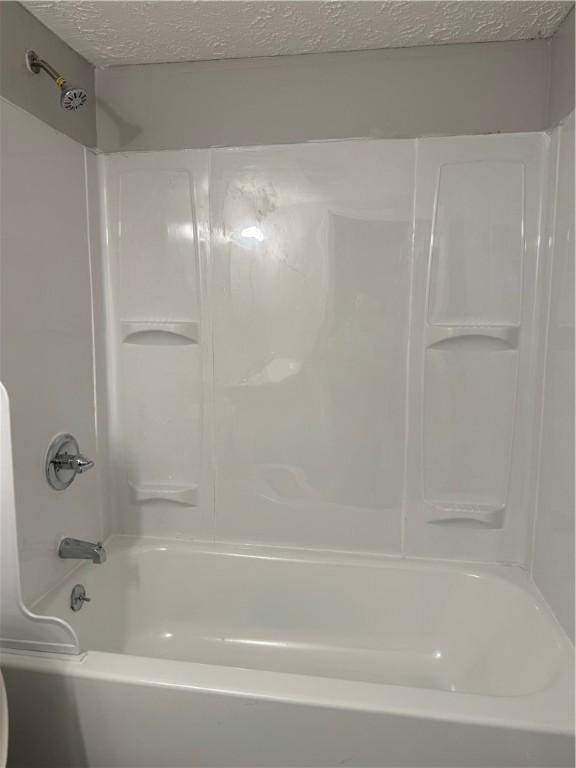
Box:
(58, 538), (106, 564)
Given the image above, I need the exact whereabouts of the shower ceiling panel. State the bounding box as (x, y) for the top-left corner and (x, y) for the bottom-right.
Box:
(23, 1), (573, 67)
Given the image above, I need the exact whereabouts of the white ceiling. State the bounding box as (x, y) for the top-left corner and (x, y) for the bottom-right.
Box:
(23, 1), (574, 68)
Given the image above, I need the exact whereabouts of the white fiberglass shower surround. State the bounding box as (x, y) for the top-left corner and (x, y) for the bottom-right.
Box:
(0, 92), (574, 766)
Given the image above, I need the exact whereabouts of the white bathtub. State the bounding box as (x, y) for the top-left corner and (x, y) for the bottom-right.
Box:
(2, 536), (574, 767)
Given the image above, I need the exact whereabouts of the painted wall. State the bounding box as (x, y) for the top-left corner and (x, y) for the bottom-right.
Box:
(0, 1), (96, 147)
(101, 129), (547, 564)
(532, 112), (575, 639)
(96, 38), (551, 152)
(0, 2), (570, 154)
(548, 9), (575, 126)
(0, 100), (106, 604)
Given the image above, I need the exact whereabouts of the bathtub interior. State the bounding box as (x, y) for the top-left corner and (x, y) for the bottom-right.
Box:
(32, 535), (571, 698)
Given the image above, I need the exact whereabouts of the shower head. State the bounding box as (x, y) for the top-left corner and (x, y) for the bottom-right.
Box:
(60, 84), (88, 111)
(25, 50), (88, 111)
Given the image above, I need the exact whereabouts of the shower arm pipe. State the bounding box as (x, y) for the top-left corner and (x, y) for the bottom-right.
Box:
(26, 51), (67, 87)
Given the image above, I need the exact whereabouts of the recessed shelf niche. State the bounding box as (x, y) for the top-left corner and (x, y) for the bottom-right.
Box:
(428, 160), (524, 327)
(426, 325), (519, 351)
(121, 320), (200, 345)
(129, 482), (199, 507)
(424, 502), (505, 529)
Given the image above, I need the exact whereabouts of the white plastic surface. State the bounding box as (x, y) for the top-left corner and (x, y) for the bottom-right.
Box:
(210, 140), (413, 551)
(533, 112), (575, 638)
(100, 132), (553, 564)
(0, 99), (104, 605)
(129, 483), (198, 506)
(4, 535), (573, 767)
(35, 535), (573, 700)
(0, 670), (6, 768)
(120, 320), (200, 345)
(406, 133), (546, 561)
(102, 152), (212, 538)
(3, 643), (573, 768)
(0, 384), (78, 655)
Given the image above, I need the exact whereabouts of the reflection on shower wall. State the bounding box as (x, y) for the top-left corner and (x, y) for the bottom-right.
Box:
(101, 133), (548, 563)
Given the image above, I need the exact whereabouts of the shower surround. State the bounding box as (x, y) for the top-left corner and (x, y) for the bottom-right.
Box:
(1, 93), (573, 767)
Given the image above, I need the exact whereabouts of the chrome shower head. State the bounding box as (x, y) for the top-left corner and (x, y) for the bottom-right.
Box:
(60, 84), (88, 111)
(25, 50), (88, 111)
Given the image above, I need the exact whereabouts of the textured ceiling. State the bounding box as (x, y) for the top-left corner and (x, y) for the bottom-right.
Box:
(23, 1), (574, 68)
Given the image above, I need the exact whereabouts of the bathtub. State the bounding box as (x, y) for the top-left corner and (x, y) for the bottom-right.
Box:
(2, 535), (574, 767)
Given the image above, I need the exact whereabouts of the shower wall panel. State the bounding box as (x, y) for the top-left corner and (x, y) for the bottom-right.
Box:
(102, 152), (213, 538)
(533, 112), (575, 637)
(0, 100), (105, 604)
(101, 131), (548, 564)
(210, 141), (414, 552)
(406, 134), (547, 562)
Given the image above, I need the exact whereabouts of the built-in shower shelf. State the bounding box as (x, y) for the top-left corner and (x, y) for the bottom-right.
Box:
(426, 325), (519, 351)
(129, 482), (199, 506)
(121, 321), (200, 345)
(425, 502), (505, 529)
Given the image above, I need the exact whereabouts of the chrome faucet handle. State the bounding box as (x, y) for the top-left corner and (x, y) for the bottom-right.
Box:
(69, 454), (94, 473)
(75, 455), (94, 472)
(46, 434), (95, 490)
(52, 451), (94, 472)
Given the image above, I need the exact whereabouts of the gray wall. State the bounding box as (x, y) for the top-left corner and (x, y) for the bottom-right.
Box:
(96, 38), (552, 152)
(0, 3), (572, 152)
(0, 2), (96, 147)
(548, 8), (575, 126)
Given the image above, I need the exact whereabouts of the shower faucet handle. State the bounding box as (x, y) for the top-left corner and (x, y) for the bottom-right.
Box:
(52, 452), (94, 473)
(45, 434), (95, 490)
(51, 452), (94, 472)
(72, 455), (94, 473)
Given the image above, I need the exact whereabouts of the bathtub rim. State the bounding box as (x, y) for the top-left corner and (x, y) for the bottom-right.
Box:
(1, 645), (573, 736)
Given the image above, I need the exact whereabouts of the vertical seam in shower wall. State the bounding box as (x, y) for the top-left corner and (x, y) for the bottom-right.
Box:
(98, 155), (121, 536)
(82, 147), (104, 542)
(206, 148), (218, 542)
(523, 134), (550, 568)
(527, 128), (561, 579)
(399, 139), (419, 558)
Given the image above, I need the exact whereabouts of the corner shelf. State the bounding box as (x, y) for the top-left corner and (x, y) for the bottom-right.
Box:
(424, 501), (505, 529)
(426, 325), (519, 351)
(129, 482), (199, 507)
(121, 321), (200, 346)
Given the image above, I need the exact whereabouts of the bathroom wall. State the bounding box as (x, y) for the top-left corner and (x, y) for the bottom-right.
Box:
(532, 112), (575, 639)
(548, 9), (575, 126)
(101, 128), (548, 564)
(0, 1), (96, 147)
(96, 38), (551, 152)
(0, 99), (106, 604)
